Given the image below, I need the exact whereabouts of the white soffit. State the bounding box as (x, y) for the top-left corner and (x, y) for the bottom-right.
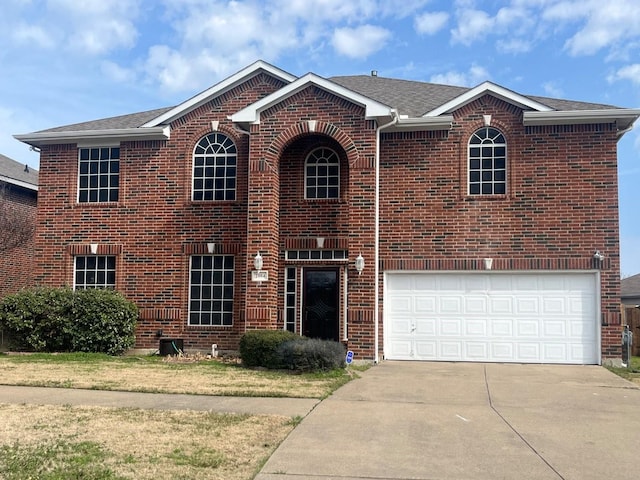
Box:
(141, 60), (297, 127)
(231, 73), (392, 124)
(14, 126), (171, 148)
(524, 109), (640, 131)
(425, 81), (554, 117)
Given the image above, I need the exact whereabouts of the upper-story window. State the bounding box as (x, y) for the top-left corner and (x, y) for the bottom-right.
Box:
(193, 133), (237, 201)
(305, 147), (340, 199)
(78, 147), (119, 203)
(468, 127), (506, 195)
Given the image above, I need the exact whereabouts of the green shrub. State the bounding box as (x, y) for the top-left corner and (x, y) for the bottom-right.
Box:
(239, 329), (300, 368)
(0, 287), (138, 355)
(278, 338), (346, 372)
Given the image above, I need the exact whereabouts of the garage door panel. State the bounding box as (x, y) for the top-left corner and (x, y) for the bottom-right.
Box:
(515, 297), (539, 314)
(465, 320), (487, 336)
(517, 319), (540, 337)
(465, 296), (487, 314)
(385, 272), (598, 364)
(491, 319), (513, 336)
(465, 342), (488, 360)
(440, 297), (462, 313)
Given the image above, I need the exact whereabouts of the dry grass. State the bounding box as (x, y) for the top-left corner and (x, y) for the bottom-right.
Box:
(0, 353), (353, 398)
(0, 353), (362, 479)
(0, 403), (294, 480)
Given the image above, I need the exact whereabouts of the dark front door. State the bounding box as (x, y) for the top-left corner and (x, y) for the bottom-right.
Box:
(303, 268), (339, 341)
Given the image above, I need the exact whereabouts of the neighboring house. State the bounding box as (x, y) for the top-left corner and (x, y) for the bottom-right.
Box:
(622, 273), (640, 306)
(14, 60), (640, 365)
(0, 153), (38, 297)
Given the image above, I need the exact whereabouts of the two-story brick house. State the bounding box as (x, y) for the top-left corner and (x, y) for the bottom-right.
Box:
(15, 60), (639, 364)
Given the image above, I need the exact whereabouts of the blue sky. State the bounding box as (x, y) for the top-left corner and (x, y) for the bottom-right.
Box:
(1, 0), (639, 275)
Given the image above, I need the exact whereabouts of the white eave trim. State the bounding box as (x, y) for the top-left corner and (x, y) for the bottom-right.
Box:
(523, 109), (640, 130)
(141, 60), (297, 127)
(0, 175), (38, 191)
(14, 126), (170, 147)
(384, 115), (454, 132)
(426, 81), (554, 117)
(231, 73), (392, 124)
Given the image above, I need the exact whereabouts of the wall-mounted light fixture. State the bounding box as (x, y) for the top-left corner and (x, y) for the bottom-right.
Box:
(355, 254), (365, 275)
(90, 243), (98, 255)
(254, 252), (263, 271)
(483, 258), (493, 270)
(593, 250), (605, 262)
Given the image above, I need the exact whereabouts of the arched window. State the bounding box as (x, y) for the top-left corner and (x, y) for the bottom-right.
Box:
(305, 147), (340, 199)
(468, 127), (506, 195)
(192, 133), (237, 201)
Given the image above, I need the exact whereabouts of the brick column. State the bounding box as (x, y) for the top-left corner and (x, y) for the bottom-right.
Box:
(245, 131), (280, 330)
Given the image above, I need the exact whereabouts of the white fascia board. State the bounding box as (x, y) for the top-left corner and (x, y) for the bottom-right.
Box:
(141, 61), (297, 127)
(426, 81), (554, 117)
(231, 73), (392, 124)
(0, 175), (38, 191)
(384, 115), (454, 132)
(14, 126), (170, 147)
(523, 109), (640, 130)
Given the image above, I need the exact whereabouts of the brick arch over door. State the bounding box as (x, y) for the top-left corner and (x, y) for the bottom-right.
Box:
(264, 121), (360, 169)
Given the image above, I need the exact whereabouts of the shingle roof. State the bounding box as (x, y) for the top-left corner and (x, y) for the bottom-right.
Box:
(329, 75), (619, 117)
(622, 273), (640, 298)
(0, 153), (38, 188)
(35, 106), (174, 134)
(27, 75), (623, 134)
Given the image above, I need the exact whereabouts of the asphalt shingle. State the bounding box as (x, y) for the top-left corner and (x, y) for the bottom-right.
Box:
(0, 153), (38, 187)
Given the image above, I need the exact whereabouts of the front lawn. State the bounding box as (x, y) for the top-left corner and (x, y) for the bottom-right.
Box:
(0, 352), (364, 480)
(606, 356), (640, 385)
(0, 352), (358, 398)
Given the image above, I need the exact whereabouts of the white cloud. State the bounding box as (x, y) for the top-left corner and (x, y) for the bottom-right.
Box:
(607, 64), (640, 85)
(332, 25), (391, 59)
(12, 23), (57, 49)
(451, 7), (494, 46)
(414, 11), (449, 35)
(496, 38), (532, 54)
(542, 0), (640, 56)
(430, 64), (490, 87)
(101, 60), (136, 83)
(542, 81), (564, 97)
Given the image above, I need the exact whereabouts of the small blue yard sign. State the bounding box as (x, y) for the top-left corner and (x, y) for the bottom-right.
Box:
(345, 350), (354, 365)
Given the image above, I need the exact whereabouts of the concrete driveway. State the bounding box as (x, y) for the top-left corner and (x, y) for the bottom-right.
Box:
(256, 361), (640, 480)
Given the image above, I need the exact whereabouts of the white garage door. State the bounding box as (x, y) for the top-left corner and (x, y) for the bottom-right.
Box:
(384, 272), (599, 364)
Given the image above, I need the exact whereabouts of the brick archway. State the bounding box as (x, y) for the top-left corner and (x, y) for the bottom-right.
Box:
(264, 121), (360, 169)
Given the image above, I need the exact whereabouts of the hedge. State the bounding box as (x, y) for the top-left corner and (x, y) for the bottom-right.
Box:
(0, 287), (138, 355)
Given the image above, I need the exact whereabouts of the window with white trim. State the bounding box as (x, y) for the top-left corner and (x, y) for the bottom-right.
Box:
(468, 127), (506, 195)
(74, 256), (116, 289)
(305, 147), (340, 199)
(78, 147), (119, 203)
(193, 133), (237, 201)
(188, 255), (234, 326)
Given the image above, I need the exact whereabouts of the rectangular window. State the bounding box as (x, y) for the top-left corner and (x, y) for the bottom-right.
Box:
(189, 255), (234, 326)
(285, 267), (297, 333)
(78, 147), (120, 203)
(74, 256), (116, 289)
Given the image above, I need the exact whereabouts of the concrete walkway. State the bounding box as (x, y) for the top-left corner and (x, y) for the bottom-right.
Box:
(0, 385), (319, 417)
(256, 361), (640, 480)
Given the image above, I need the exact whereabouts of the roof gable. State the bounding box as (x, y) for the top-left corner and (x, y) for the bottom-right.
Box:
(231, 73), (392, 124)
(425, 81), (554, 117)
(142, 60), (297, 127)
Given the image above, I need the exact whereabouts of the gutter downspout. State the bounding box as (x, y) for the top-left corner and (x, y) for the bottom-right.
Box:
(374, 110), (398, 364)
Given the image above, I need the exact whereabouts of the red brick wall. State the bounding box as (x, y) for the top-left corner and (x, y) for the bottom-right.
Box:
(379, 95), (621, 359)
(34, 73), (287, 352)
(0, 184), (37, 297)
